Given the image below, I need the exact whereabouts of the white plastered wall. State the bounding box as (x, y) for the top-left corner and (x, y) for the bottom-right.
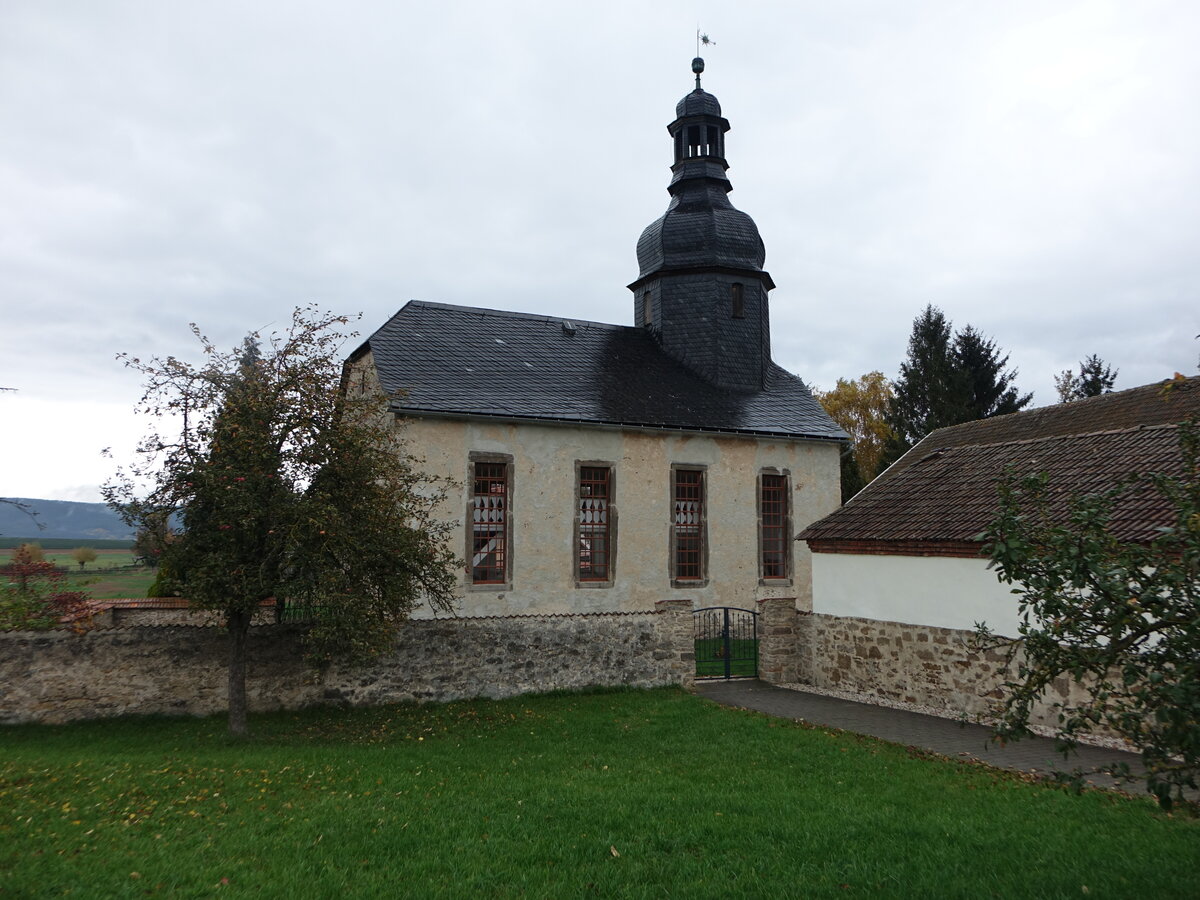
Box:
(406, 416), (840, 616)
(811, 552), (1023, 638)
(350, 349), (841, 616)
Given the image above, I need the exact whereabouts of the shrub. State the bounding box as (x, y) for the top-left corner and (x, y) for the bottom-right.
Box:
(0, 557), (90, 631)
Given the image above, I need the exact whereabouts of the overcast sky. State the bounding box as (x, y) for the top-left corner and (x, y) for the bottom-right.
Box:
(2, 1), (1198, 503)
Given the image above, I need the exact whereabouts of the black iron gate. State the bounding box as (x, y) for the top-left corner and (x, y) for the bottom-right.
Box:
(693, 606), (758, 679)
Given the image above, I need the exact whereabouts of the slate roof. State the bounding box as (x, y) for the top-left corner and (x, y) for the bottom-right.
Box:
(676, 87), (722, 117)
(635, 82), (766, 283)
(354, 301), (846, 441)
(799, 376), (1200, 549)
(635, 185), (767, 280)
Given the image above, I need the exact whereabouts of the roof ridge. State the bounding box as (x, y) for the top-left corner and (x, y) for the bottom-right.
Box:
(406, 300), (631, 331)
(917, 420), (1185, 459)
(923, 375), (1200, 442)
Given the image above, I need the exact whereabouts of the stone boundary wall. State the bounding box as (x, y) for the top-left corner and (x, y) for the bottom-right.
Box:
(0, 599), (695, 725)
(806, 611), (1105, 732)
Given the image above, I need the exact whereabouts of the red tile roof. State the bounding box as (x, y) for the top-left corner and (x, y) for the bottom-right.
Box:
(800, 376), (1200, 553)
(879, 375), (1200, 485)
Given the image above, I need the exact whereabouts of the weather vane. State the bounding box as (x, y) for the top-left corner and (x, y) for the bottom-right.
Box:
(694, 29), (714, 88)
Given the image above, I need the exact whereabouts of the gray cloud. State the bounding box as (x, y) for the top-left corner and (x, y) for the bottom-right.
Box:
(2, 1), (1198, 499)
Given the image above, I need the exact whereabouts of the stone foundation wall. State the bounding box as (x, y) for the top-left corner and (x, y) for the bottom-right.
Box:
(807, 612), (1105, 732)
(0, 599), (695, 725)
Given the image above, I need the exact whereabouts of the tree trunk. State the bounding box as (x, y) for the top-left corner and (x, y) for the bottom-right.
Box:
(227, 609), (252, 736)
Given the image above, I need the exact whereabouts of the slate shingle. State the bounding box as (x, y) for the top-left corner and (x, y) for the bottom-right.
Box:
(358, 301), (846, 441)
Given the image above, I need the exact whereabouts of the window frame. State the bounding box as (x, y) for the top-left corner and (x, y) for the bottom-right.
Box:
(670, 465), (709, 587)
(731, 282), (745, 319)
(466, 452), (513, 590)
(757, 468), (793, 585)
(574, 461), (617, 588)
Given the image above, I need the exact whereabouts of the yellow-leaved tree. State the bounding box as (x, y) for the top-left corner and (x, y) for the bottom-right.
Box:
(814, 372), (896, 502)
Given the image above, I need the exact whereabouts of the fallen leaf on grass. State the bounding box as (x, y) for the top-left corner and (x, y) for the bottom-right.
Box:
(610, 845), (620, 858)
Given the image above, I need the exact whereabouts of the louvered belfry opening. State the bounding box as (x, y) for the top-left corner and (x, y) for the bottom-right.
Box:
(673, 469), (704, 580)
(578, 466), (611, 581)
(471, 461), (507, 583)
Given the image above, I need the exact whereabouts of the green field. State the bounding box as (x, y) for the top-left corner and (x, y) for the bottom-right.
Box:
(0, 538), (133, 550)
(1, 688), (1196, 898)
(1, 548), (153, 600)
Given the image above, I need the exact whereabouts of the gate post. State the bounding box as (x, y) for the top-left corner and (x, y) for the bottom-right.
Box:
(756, 597), (801, 684)
(655, 598), (696, 689)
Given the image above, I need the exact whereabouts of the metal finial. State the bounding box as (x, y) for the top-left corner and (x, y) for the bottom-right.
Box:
(692, 56), (704, 89)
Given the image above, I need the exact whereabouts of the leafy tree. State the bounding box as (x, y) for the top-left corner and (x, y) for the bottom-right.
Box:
(16, 542), (44, 564)
(105, 307), (460, 736)
(132, 514), (175, 568)
(0, 550), (89, 631)
(1055, 355), (1119, 403)
(71, 546), (98, 570)
(885, 305), (1031, 463)
(1053, 370), (1077, 404)
(814, 372), (896, 501)
(977, 421), (1200, 811)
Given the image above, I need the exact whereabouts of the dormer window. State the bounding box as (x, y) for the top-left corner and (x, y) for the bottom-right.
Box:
(731, 283), (745, 319)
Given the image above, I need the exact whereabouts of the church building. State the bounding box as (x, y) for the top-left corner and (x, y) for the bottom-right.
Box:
(348, 59), (846, 616)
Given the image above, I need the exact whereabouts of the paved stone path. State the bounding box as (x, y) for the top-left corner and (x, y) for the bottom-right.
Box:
(695, 679), (1148, 794)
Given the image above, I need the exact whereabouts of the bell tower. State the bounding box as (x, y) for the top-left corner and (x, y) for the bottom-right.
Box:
(629, 58), (775, 391)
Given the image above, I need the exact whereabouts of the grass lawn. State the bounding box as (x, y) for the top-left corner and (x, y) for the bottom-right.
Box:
(694, 637), (758, 678)
(71, 570), (157, 601)
(1, 548), (155, 600)
(0, 549), (136, 569)
(1, 689), (1196, 898)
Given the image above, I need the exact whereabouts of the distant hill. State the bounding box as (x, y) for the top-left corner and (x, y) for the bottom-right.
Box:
(0, 498), (134, 542)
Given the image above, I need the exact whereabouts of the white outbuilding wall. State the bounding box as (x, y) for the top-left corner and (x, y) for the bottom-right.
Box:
(810, 552), (1023, 638)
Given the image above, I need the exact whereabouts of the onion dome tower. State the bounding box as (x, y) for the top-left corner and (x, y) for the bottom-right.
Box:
(629, 57), (775, 391)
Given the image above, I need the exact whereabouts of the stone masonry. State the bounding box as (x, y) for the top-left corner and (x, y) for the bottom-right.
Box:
(806, 612), (1110, 732)
(0, 600), (695, 725)
(755, 596), (802, 685)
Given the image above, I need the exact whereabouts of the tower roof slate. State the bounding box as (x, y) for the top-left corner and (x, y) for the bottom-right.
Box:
(635, 75), (767, 283)
(355, 301), (846, 442)
(676, 88), (722, 117)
